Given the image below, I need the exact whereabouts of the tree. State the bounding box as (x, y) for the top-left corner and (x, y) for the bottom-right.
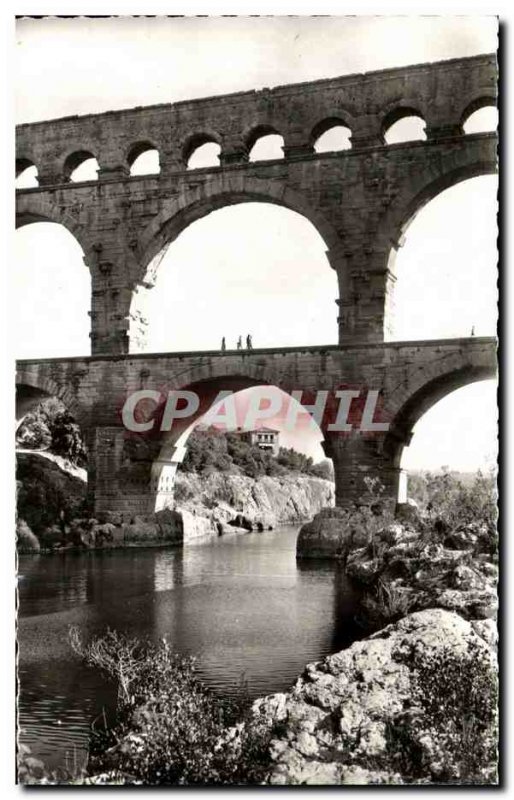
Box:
(16, 398), (87, 466)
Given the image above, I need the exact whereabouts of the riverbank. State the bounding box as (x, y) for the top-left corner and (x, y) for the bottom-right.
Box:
(17, 525), (361, 777)
(249, 498), (498, 784)
(74, 490), (497, 785)
(17, 460), (498, 785)
(16, 451), (334, 553)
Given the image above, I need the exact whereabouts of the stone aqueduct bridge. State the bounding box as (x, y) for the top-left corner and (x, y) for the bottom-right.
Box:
(15, 54), (498, 515)
(17, 338), (496, 514)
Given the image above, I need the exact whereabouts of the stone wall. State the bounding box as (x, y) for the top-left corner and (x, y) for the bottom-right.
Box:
(16, 55), (497, 353)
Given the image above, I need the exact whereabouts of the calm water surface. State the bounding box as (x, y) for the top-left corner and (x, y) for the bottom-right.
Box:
(17, 526), (360, 770)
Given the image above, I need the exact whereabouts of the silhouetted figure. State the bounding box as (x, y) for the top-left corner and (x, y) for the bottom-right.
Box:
(246, 334), (253, 350)
(221, 336), (226, 352)
(237, 336), (243, 350)
(471, 326), (475, 336)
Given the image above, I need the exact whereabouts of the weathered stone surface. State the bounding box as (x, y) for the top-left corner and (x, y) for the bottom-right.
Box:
(296, 506), (353, 559)
(249, 610), (498, 785)
(174, 471), (335, 541)
(346, 519), (497, 625)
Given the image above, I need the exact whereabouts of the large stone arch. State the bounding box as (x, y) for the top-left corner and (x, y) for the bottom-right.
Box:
(383, 363), (497, 468)
(457, 92), (498, 129)
(136, 176), (342, 282)
(387, 156), (498, 250)
(378, 150), (497, 340)
(119, 368), (318, 513)
(15, 193), (93, 261)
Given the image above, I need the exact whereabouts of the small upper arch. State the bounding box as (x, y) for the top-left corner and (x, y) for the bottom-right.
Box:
(460, 95), (498, 134)
(382, 105), (427, 144)
(310, 116), (352, 153)
(127, 141), (161, 175)
(245, 124), (284, 162)
(16, 157), (39, 188)
(182, 132), (222, 169)
(63, 149), (100, 183)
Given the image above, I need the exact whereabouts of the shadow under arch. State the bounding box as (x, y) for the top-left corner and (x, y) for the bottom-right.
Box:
(136, 178), (342, 282)
(383, 364), (497, 469)
(16, 371), (87, 429)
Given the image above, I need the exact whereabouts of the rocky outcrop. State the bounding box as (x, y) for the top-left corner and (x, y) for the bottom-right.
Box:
(249, 610), (498, 785)
(173, 472), (334, 540)
(16, 451), (334, 550)
(297, 508), (498, 626)
(296, 506), (357, 559)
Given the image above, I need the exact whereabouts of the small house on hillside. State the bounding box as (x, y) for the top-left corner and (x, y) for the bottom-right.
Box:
(236, 427), (280, 456)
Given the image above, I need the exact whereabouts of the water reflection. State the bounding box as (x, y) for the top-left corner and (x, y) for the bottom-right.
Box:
(17, 527), (360, 770)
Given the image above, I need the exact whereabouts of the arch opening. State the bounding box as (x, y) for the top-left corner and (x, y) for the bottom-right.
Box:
(14, 222), (91, 357)
(312, 119), (352, 153)
(64, 150), (99, 182)
(16, 159), (39, 188)
(129, 201), (337, 353)
(185, 136), (221, 170)
(395, 379), (497, 504)
(145, 381), (331, 513)
(385, 174), (498, 342)
(463, 105), (498, 134)
(247, 128), (284, 162)
(383, 108), (426, 144)
(128, 143), (160, 176)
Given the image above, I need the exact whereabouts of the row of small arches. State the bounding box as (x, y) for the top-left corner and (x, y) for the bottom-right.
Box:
(16, 105), (497, 188)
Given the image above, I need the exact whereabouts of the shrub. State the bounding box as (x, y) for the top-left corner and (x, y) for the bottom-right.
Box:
(408, 468), (497, 538)
(359, 579), (416, 630)
(16, 454), (87, 538)
(69, 628), (274, 785)
(180, 426), (332, 481)
(16, 398), (87, 466)
(389, 638), (498, 784)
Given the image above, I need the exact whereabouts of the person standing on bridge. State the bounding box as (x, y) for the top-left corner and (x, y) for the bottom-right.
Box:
(246, 334), (253, 350)
(221, 336), (226, 352)
(237, 336), (242, 350)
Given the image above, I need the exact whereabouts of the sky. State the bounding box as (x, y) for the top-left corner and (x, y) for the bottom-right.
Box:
(14, 15), (499, 471)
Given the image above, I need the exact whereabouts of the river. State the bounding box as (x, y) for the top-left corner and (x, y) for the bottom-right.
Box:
(17, 525), (361, 771)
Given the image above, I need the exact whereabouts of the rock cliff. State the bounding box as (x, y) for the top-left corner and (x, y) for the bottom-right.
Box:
(173, 471), (334, 540)
(16, 451), (334, 550)
(249, 609), (498, 785)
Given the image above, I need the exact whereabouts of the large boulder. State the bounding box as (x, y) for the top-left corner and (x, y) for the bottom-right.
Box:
(296, 507), (353, 559)
(250, 609), (498, 785)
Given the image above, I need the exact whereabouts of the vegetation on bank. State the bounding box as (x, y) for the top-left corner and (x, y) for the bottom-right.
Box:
(16, 398), (87, 466)
(21, 629), (275, 786)
(407, 467), (497, 533)
(16, 452), (88, 543)
(17, 467), (498, 786)
(349, 468), (498, 631)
